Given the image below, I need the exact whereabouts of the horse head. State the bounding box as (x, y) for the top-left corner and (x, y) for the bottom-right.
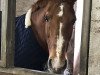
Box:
(25, 0), (76, 74)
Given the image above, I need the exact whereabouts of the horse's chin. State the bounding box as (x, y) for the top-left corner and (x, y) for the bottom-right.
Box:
(48, 59), (66, 74)
(47, 64), (66, 74)
(43, 64), (71, 74)
(47, 68), (71, 75)
(47, 68), (64, 74)
(43, 64), (63, 74)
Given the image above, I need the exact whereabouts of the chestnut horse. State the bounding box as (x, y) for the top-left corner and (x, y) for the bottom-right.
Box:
(25, 0), (76, 74)
(15, 0), (76, 74)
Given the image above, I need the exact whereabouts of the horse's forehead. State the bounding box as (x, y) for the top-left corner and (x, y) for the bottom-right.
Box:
(48, 2), (64, 17)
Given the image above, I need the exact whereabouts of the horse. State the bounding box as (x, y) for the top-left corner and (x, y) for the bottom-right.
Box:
(15, 0), (76, 74)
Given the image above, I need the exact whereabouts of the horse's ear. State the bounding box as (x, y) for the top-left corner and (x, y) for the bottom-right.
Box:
(25, 8), (32, 28)
(25, 1), (39, 28)
(65, 0), (76, 5)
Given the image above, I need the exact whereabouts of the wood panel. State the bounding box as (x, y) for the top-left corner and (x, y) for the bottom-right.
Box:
(0, 68), (60, 75)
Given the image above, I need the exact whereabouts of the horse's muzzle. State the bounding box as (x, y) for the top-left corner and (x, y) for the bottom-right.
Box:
(47, 58), (67, 74)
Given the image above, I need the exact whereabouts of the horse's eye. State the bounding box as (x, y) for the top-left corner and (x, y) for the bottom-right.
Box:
(44, 15), (50, 22)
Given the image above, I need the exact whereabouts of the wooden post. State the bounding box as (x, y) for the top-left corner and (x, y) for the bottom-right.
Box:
(80, 0), (92, 75)
(0, 0), (1, 11)
(0, 11), (1, 60)
(0, 0), (16, 67)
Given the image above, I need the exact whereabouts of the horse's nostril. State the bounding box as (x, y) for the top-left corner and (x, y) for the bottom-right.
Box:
(48, 59), (52, 69)
(64, 59), (67, 68)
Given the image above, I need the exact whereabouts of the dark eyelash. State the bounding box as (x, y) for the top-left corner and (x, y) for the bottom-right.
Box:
(44, 15), (50, 22)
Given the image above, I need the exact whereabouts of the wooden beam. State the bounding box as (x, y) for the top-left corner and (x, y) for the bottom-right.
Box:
(0, 0), (1, 11)
(0, 0), (16, 67)
(0, 11), (1, 60)
(0, 68), (60, 75)
(80, 0), (92, 75)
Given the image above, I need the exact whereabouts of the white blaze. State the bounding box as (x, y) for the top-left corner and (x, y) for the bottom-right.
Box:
(50, 3), (65, 69)
(53, 23), (65, 69)
(56, 4), (64, 58)
(56, 23), (64, 57)
(58, 4), (64, 17)
(25, 8), (32, 28)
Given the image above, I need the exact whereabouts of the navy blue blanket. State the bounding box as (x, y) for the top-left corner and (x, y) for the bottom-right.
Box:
(15, 14), (48, 71)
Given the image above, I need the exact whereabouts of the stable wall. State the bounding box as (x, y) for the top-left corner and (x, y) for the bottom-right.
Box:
(16, 0), (37, 16)
(88, 0), (100, 75)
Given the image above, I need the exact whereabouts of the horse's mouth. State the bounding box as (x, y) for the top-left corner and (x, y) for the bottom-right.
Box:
(48, 67), (65, 74)
(47, 59), (67, 74)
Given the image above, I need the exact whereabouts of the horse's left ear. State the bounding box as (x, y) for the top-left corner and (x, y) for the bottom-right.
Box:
(65, 0), (76, 5)
(25, 8), (32, 28)
(25, 1), (39, 28)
